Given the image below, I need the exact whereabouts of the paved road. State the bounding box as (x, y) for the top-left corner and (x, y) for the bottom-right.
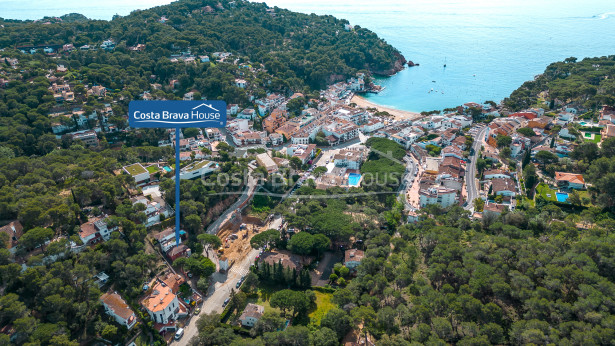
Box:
(177, 217), (283, 345)
(465, 126), (488, 211)
(205, 172), (257, 234)
(177, 249), (259, 344)
(399, 155), (418, 210)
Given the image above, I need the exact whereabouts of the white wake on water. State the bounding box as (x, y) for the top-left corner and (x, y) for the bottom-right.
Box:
(594, 12), (615, 20)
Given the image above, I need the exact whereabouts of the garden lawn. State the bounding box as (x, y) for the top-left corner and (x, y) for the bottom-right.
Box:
(308, 291), (334, 327)
(588, 134), (601, 143)
(536, 183), (557, 202)
(246, 286), (281, 315)
(146, 165), (159, 174)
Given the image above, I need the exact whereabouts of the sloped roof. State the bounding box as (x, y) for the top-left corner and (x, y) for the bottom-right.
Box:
(555, 172), (585, 185)
(101, 292), (135, 320)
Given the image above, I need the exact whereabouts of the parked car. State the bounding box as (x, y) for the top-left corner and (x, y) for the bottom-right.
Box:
(175, 328), (184, 340)
(194, 307), (201, 315)
(223, 298), (230, 307)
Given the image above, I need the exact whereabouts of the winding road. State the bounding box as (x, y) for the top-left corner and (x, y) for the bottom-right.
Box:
(205, 172), (258, 235)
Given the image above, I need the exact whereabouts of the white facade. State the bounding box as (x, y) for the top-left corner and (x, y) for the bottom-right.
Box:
(179, 161), (219, 180)
(419, 187), (456, 208)
(101, 292), (138, 330)
(143, 283), (186, 325)
(123, 163), (150, 184)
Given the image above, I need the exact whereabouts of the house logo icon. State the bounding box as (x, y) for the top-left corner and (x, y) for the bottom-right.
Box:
(192, 103), (220, 112)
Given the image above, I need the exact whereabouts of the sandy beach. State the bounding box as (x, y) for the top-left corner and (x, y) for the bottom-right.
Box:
(351, 95), (422, 122)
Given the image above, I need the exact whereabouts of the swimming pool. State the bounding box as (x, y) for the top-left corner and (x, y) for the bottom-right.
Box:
(556, 192), (569, 203)
(348, 173), (361, 186)
(163, 166), (172, 172)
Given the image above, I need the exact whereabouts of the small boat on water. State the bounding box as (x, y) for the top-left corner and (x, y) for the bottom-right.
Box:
(443, 57), (447, 68)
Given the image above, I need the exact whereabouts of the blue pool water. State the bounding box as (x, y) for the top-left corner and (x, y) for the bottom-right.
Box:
(163, 166), (172, 172)
(556, 192), (569, 203)
(348, 173), (361, 186)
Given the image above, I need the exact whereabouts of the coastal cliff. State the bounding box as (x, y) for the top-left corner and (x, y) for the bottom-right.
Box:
(372, 52), (407, 76)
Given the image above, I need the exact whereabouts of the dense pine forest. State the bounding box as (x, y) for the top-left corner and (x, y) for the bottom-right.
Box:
(504, 56), (615, 111)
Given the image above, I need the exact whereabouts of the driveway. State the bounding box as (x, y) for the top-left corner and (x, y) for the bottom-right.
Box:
(310, 252), (341, 287)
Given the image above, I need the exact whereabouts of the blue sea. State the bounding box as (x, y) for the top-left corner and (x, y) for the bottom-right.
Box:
(4, 0), (615, 112)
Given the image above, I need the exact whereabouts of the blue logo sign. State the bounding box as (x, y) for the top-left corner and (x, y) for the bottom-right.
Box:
(128, 100), (227, 128)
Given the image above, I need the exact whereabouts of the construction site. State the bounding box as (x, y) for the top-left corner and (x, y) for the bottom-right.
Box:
(215, 212), (281, 272)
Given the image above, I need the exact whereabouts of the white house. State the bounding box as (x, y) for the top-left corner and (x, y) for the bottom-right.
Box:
(237, 108), (257, 120)
(235, 79), (247, 88)
(557, 112), (575, 125)
(555, 172), (585, 190)
(333, 149), (366, 170)
(179, 161), (219, 180)
(441, 146), (463, 160)
(153, 228), (181, 253)
(419, 186), (457, 208)
(78, 217), (118, 245)
(132, 196), (170, 227)
(142, 281), (188, 327)
(361, 118), (384, 133)
(183, 92), (195, 101)
(239, 304), (264, 327)
(559, 128), (576, 140)
(123, 163), (150, 184)
(483, 169), (511, 180)
(101, 292), (138, 330)
(100, 39), (115, 50)
(227, 104), (239, 115)
(491, 178), (517, 197)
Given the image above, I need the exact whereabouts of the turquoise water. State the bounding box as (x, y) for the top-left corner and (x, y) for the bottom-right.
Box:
(348, 173), (361, 186)
(556, 192), (569, 203)
(163, 166), (172, 172)
(262, 0), (615, 112)
(5, 0), (615, 112)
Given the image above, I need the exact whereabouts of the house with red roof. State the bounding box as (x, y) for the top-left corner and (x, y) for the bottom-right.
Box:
(141, 280), (188, 333)
(510, 112), (537, 120)
(555, 172), (585, 190)
(0, 221), (23, 254)
(101, 291), (138, 330)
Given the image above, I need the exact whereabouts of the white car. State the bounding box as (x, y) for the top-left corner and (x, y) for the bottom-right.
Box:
(175, 328), (184, 340)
